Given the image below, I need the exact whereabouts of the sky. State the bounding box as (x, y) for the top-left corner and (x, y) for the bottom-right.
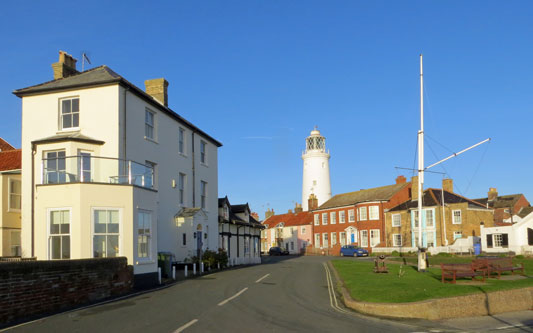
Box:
(1, 1), (532, 219)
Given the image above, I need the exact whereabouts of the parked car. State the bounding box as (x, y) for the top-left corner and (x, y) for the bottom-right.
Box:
(340, 245), (369, 257)
(269, 247), (289, 256)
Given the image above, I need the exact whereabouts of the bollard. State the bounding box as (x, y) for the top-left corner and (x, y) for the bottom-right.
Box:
(158, 267), (162, 285)
(184, 265), (188, 277)
(193, 263), (196, 275)
(217, 262), (220, 270)
(200, 262), (204, 274)
(172, 266), (176, 280)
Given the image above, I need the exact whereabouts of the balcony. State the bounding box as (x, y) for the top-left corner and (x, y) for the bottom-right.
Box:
(41, 155), (154, 189)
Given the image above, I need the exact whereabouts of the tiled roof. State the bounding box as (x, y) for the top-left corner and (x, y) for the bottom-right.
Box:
(473, 194), (524, 209)
(518, 206), (533, 219)
(262, 211), (313, 228)
(0, 138), (15, 152)
(318, 182), (409, 210)
(0, 149), (22, 171)
(388, 188), (488, 212)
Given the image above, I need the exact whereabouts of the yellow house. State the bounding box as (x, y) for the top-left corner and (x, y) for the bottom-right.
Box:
(0, 138), (21, 257)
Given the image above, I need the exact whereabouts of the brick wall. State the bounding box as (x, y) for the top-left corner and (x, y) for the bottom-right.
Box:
(0, 257), (133, 325)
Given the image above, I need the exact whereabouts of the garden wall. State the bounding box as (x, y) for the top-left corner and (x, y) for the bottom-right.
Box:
(0, 257), (133, 326)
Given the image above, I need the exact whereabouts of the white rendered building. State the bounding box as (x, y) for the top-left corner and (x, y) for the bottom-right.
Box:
(14, 51), (221, 286)
(301, 128), (331, 211)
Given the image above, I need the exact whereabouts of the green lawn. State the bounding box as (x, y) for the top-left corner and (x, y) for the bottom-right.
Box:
(331, 258), (533, 303)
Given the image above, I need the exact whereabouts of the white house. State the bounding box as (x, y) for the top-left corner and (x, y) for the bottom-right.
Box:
(481, 212), (533, 255)
(14, 51), (221, 286)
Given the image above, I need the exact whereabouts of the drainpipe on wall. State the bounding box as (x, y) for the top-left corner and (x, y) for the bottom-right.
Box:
(442, 186), (448, 246)
(31, 143), (36, 257)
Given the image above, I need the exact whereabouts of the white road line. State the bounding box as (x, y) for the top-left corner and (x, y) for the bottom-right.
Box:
(323, 263), (351, 315)
(173, 319), (198, 333)
(255, 273), (270, 283)
(217, 287), (248, 306)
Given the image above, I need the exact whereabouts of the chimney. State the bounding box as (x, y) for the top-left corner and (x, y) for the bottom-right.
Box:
(488, 188), (498, 201)
(251, 212), (259, 220)
(265, 208), (275, 220)
(411, 176), (419, 201)
(396, 175), (406, 184)
(442, 178), (453, 193)
(145, 78), (169, 107)
(308, 194), (318, 211)
(51, 50), (78, 80)
(288, 209), (293, 214)
(294, 203), (303, 213)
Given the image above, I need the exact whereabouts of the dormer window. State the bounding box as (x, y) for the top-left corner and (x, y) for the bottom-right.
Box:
(60, 97), (79, 130)
(224, 205), (229, 219)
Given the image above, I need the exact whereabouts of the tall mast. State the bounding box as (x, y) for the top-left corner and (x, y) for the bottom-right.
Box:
(417, 54), (426, 271)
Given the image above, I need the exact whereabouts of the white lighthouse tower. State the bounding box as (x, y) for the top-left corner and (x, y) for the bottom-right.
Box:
(301, 127), (332, 211)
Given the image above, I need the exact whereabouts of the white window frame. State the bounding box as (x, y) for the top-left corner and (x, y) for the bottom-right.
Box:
(360, 230), (368, 247)
(452, 210), (462, 224)
(322, 233), (329, 248)
(178, 173), (186, 205)
(427, 231), (435, 247)
(44, 150), (66, 184)
(201, 181), (208, 210)
(359, 207), (368, 221)
(453, 231), (462, 240)
(200, 140), (207, 165)
(348, 209), (355, 223)
(370, 229), (380, 247)
(413, 210), (419, 228)
(322, 213), (328, 225)
(392, 234), (402, 247)
(301, 226), (306, 234)
(8, 177), (21, 212)
(426, 209), (434, 228)
(137, 209), (152, 260)
(178, 127), (186, 155)
(339, 211), (346, 223)
(340, 232), (346, 246)
(59, 96), (80, 131)
(145, 108), (156, 141)
(314, 214), (320, 225)
(47, 207), (71, 260)
(314, 233), (320, 247)
(10, 230), (21, 256)
(92, 207), (122, 258)
(331, 232), (337, 246)
(330, 212), (336, 224)
(392, 214), (401, 227)
(368, 206), (379, 220)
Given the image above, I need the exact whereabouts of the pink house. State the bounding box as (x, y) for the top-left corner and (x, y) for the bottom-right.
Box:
(261, 211), (313, 254)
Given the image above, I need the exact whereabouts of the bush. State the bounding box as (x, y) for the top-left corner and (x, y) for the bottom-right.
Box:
(434, 252), (453, 257)
(391, 250), (400, 257)
(215, 248), (228, 267)
(202, 250), (217, 267)
(515, 255), (525, 259)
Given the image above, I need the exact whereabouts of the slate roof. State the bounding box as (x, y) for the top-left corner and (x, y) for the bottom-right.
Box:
(473, 194), (524, 209)
(13, 66), (222, 148)
(0, 149), (22, 171)
(317, 182), (409, 210)
(388, 188), (488, 212)
(217, 197), (263, 228)
(518, 206), (533, 219)
(0, 138), (15, 152)
(262, 211), (313, 228)
(32, 132), (105, 145)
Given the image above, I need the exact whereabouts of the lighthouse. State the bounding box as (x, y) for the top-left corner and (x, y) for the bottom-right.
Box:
(301, 127), (332, 211)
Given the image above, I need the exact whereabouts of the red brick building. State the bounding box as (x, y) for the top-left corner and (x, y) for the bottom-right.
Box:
(474, 188), (530, 225)
(311, 176), (411, 253)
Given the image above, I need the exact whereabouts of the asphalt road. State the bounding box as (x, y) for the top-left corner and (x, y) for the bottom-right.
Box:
(4, 256), (533, 333)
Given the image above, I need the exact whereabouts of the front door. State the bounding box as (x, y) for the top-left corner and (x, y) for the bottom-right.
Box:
(351, 233), (355, 244)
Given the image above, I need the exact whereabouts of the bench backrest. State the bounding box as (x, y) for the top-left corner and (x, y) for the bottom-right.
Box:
(441, 263), (473, 272)
(489, 258), (513, 268)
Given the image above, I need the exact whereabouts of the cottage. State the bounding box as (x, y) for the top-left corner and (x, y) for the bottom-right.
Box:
(0, 139), (21, 256)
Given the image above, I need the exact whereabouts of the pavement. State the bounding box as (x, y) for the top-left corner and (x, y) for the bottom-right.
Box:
(2, 255), (533, 333)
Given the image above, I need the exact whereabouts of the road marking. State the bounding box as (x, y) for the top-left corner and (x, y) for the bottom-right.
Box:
(496, 324), (525, 330)
(218, 287), (248, 306)
(323, 263), (351, 315)
(174, 319), (198, 333)
(255, 273), (270, 283)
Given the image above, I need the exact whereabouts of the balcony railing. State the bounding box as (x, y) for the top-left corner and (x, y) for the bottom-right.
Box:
(41, 155), (154, 189)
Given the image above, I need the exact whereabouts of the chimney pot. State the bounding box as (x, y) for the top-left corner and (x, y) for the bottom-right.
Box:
(396, 175), (407, 184)
(145, 78), (169, 107)
(488, 188), (498, 201)
(52, 50), (78, 80)
(442, 178), (453, 193)
(308, 194), (318, 211)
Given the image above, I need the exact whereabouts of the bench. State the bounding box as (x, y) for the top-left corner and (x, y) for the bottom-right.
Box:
(486, 258), (525, 279)
(441, 263), (485, 284)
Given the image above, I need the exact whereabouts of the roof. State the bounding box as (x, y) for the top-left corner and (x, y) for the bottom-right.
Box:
(232, 204), (250, 214)
(0, 138), (15, 152)
(473, 194), (524, 209)
(262, 211), (313, 228)
(32, 132), (105, 146)
(388, 188), (488, 212)
(318, 182), (408, 210)
(0, 149), (22, 171)
(13, 66), (222, 148)
(518, 206), (533, 219)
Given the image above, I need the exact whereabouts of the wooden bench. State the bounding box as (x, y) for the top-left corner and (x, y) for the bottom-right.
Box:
(486, 258), (525, 279)
(441, 263), (485, 284)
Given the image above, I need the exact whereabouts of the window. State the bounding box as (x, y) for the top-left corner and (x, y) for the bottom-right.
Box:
(452, 210), (462, 224)
(178, 173), (186, 205)
(426, 210), (434, 228)
(322, 213), (328, 225)
(145, 109), (155, 139)
(370, 229), (380, 247)
(393, 234), (402, 247)
(302, 226), (306, 234)
(528, 228), (533, 246)
(93, 209), (120, 258)
(9, 178), (21, 211)
(369, 206), (379, 220)
(322, 233), (329, 248)
(360, 230), (368, 247)
(413, 210), (419, 228)
(348, 209), (355, 223)
(49, 209), (70, 259)
(314, 214), (320, 225)
(427, 231), (435, 247)
(314, 233), (320, 247)
(200, 141), (207, 164)
(201, 181), (207, 209)
(331, 232), (337, 246)
(392, 214), (401, 227)
(359, 207), (367, 221)
(78, 151), (91, 182)
(138, 210), (152, 259)
(60, 97), (79, 130)
(340, 232), (346, 246)
(290, 242), (294, 251)
(330, 212), (336, 224)
(453, 231), (462, 241)
(224, 205), (229, 220)
(145, 161), (156, 189)
(340, 211), (346, 223)
(183, 233), (187, 246)
(178, 128), (185, 154)
(44, 151), (66, 184)
(10, 231), (21, 256)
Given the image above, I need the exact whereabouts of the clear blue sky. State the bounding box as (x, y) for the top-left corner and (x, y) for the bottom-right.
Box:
(1, 1), (532, 219)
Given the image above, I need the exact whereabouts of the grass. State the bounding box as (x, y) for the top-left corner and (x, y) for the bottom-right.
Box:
(331, 257), (533, 303)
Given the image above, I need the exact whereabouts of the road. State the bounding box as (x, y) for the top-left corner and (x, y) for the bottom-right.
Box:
(4, 256), (533, 332)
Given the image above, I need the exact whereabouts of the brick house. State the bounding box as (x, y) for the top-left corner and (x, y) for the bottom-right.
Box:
(385, 178), (494, 248)
(311, 176), (411, 253)
(262, 210), (313, 254)
(473, 188), (530, 225)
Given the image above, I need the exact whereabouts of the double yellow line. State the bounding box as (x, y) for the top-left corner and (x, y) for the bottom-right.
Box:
(323, 262), (351, 315)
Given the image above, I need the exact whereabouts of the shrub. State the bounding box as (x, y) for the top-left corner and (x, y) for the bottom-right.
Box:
(435, 252), (453, 257)
(215, 248), (228, 267)
(391, 250), (400, 257)
(202, 250), (217, 267)
(515, 255), (525, 259)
